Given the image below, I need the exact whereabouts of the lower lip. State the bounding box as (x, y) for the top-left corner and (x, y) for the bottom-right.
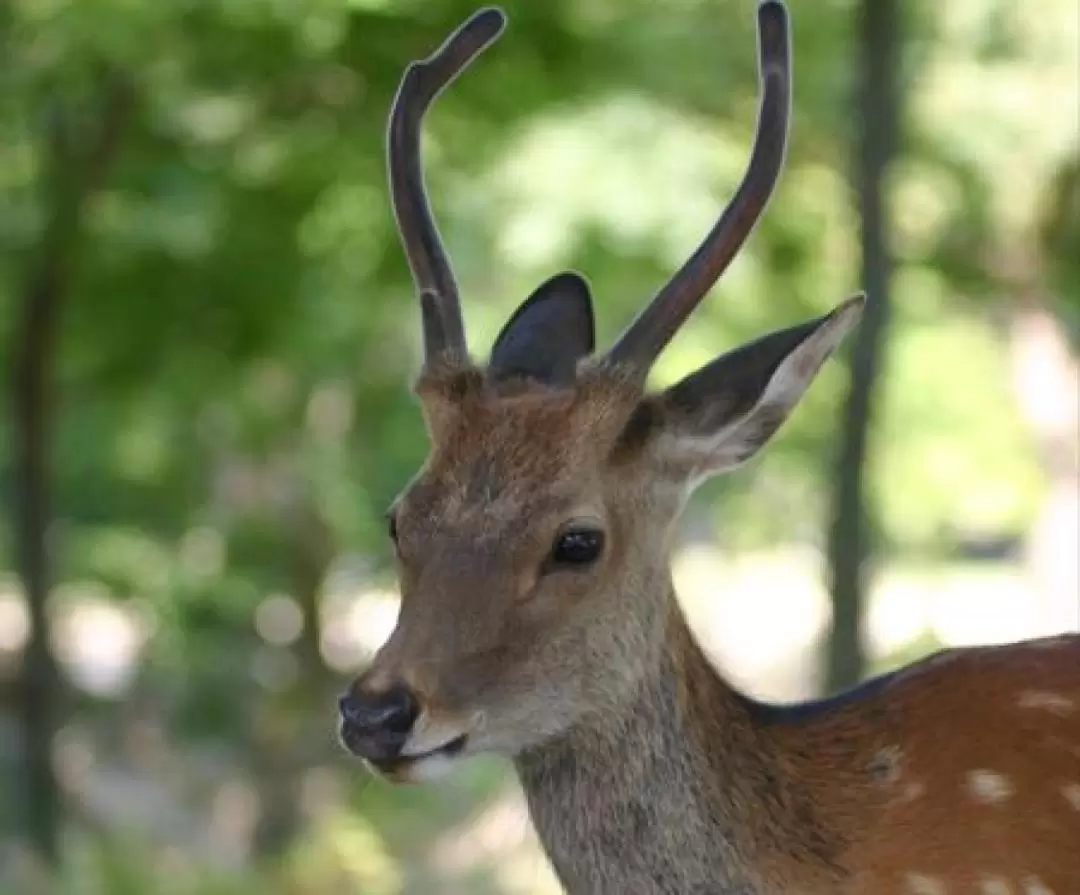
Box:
(369, 733), (468, 774)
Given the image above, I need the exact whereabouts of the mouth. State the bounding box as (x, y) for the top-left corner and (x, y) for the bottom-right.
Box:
(366, 733), (469, 780)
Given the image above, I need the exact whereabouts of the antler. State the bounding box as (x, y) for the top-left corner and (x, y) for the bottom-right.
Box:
(605, 0), (792, 374)
(388, 7), (506, 366)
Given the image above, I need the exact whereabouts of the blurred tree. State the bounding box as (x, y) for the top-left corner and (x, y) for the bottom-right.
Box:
(8, 69), (133, 864)
(824, 0), (902, 691)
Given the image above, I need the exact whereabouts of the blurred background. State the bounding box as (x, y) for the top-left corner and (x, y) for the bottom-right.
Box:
(1, 0), (1077, 892)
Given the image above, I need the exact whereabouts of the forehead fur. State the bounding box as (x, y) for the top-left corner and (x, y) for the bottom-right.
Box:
(409, 363), (644, 508)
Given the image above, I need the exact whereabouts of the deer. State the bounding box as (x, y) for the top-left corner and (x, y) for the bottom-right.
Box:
(338, 3), (1080, 893)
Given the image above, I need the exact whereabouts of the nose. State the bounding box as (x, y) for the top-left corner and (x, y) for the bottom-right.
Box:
(339, 684), (420, 739)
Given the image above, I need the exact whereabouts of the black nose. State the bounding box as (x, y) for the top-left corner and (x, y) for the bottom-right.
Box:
(339, 684), (419, 737)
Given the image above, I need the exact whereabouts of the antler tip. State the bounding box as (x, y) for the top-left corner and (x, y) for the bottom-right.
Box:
(757, 0), (788, 22)
(757, 0), (790, 67)
(467, 6), (509, 40)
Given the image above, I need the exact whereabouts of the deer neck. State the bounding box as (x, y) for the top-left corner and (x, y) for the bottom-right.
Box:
(514, 591), (847, 895)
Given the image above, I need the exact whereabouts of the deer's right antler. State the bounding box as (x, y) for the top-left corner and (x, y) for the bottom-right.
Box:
(604, 1), (792, 376)
(388, 7), (506, 367)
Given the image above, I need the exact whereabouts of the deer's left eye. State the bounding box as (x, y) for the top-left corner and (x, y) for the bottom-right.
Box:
(550, 528), (605, 567)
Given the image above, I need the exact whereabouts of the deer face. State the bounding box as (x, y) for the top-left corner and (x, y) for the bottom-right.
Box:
(340, 280), (861, 783)
(338, 2), (863, 782)
(346, 366), (658, 780)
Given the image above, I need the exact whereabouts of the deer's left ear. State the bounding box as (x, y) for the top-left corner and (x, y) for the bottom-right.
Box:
(651, 295), (864, 482)
(489, 272), (595, 387)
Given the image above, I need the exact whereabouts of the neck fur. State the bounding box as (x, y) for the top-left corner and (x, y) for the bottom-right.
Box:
(514, 594), (848, 895)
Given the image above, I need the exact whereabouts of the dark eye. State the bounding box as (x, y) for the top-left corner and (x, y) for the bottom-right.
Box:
(387, 513), (399, 544)
(550, 528), (605, 567)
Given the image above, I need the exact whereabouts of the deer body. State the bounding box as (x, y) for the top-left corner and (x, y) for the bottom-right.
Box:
(337, 3), (1080, 893)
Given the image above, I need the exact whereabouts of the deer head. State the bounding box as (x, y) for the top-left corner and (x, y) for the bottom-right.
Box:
(339, 1), (864, 783)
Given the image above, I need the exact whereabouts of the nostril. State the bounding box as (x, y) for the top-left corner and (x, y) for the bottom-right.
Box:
(379, 684), (420, 734)
(338, 685), (419, 736)
(338, 693), (363, 726)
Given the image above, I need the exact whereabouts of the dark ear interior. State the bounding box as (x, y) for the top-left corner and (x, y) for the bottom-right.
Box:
(650, 296), (864, 476)
(663, 317), (824, 424)
(488, 272), (595, 386)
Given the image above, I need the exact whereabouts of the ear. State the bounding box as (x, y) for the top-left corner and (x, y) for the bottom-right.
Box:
(489, 272), (595, 386)
(652, 295), (864, 482)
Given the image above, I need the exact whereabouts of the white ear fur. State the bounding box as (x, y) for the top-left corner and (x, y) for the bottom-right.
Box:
(658, 295), (864, 485)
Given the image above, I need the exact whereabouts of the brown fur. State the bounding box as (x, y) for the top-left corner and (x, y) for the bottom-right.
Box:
(351, 370), (1080, 894)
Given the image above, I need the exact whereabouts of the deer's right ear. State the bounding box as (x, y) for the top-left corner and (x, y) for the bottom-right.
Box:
(489, 272), (595, 387)
(649, 295), (864, 483)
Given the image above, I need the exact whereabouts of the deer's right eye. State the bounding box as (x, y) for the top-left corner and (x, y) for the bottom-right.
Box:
(550, 528), (605, 568)
(387, 513), (399, 545)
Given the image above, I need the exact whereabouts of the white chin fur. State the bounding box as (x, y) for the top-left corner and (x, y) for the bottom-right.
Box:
(400, 751), (458, 782)
(401, 722), (468, 757)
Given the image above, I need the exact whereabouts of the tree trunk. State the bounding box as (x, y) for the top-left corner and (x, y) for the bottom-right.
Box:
(825, 0), (901, 692)
(248, 494), (335, 860)
(12, 230), (65, 867)
(9, 79), (130, 866)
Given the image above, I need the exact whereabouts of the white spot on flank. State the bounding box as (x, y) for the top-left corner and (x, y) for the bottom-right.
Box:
(1017, 691), (1074, 714)
(1022, 876), (1054, 895)
(906, 873), (947, 895)
(901, 781), (926, 802)
(1063, 782), (1080, 811)
(967, 770), (1014, 803)
(980, 879), (1011, 895)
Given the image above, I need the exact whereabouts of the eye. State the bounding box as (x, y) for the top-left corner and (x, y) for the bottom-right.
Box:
(550, 528), (605, 567)
(387, 512), (399, 544)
